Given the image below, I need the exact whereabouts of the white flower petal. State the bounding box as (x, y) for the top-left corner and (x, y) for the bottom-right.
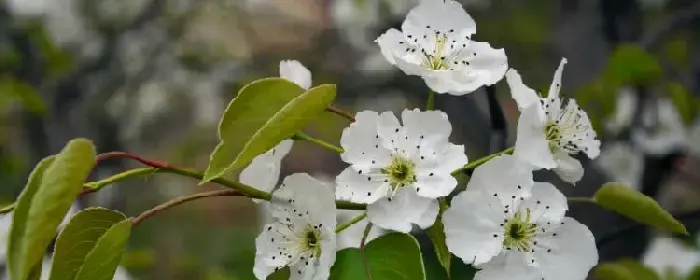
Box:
(335, 167), (391, 204)
(401, 109), (451, 145)
(367, 187), (438, 232)
(240, 140), (294, 203)
(402, 0), (476, 37)
(520, 182), (568, 222)
(376, 28), (407, 66)
(444, 188), (505, 266)
(254, 224), (296, 279)
(340, 111), (392, 167)
(279, 60), (312, 90)
(466, 42), (508, 85)
(474, 252), (543, 280)
(505, 68), (539, 111)
(533, 217), (598, 280)
(553, 151), (585, 184)
(467, 154), (534, 204)
(0, 214), (12, 263)
(336, 210), (386, 250)
(557, 99), (601, 158)
(643, 236), (700, 277)
(240, 156), (282, 200)
(421, 71), (462, 94)
(273, 173), (336, 226)
(546, 58), (567, 99)
(514, 104), (557, 169)
(415, 143), (466, 198)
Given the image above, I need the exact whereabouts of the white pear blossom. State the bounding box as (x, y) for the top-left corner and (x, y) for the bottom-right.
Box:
(240, 140), (294, 202)
(279, 60), (312, 90)
(443, 155), (598, 280)
(594, 142), (643, 191)
(311, 173), (386, 250)
(643, 236), (700, 278)
(336, 109), (468, 232)
(254, 173), (336, 280)
(633, 98), (688, 155)
(507, 58), (600, 183)
(375, 0), (507, 95)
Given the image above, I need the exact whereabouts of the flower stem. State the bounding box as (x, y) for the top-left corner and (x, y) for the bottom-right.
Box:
(426, 90), (435, 110)
(567, 197), (596, 203)
(326, 106), (355, 122)
(292, 132), (344, 154)
(360, 223), (374, 280)
(335, 212), (368, 233)
(131, 189), (241, 226)
(451, 146), (515, 176)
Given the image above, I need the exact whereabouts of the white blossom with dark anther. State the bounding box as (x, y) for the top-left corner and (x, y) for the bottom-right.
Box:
(254, 173), (336, 280)
(506, 58), (600, 183)
(336, 109), (468, 232)
(443, 155), (598, 280)
(375, 0), (507, 95)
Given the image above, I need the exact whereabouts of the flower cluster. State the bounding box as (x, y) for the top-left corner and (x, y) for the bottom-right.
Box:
(248, 0), (602, 279)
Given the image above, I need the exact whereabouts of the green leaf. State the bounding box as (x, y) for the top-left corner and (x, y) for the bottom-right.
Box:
(667, 82), (698, 125)
(615, 259), (661, 280)
(593, 260), (660, 280)
(74, 219), (132, 280)
(8, 139), (96, 280)
(605, 44), (662, 86)
(330, 232), (425, 280)
(593, 263), (637, 280)
(427, 199), (451, 279)
(688, 265), (700, 280)
(203, 78), (336, 182)
(594, 182), (687, 235)
(49, 208), (127, 280)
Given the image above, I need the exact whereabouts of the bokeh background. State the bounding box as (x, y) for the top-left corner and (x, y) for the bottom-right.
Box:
(1, 0), (700, 279)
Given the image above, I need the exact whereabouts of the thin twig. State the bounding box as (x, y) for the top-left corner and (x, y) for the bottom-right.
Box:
(292, 132), (344, 154)
(335, 212), (367, 233)
(360, 223), (374, 280)
(130, 189), (241, 226)
(426, 90), (435, 111)
(95, 152), (366, 210)
(326, 106), (355, 122)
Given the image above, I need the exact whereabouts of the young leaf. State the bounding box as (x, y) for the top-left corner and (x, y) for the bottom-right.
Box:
(427, 199), (451, 278)
(593, 263), (637, 280)
(9, 139), (96, 280)
(49, 208), (127, 280)
(203, 78), (336, 182)
(330, 232), (425, 280)
(74, 219), (132, 280)
(594, 182), (687, 235)
(593, 260), (660, 280)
